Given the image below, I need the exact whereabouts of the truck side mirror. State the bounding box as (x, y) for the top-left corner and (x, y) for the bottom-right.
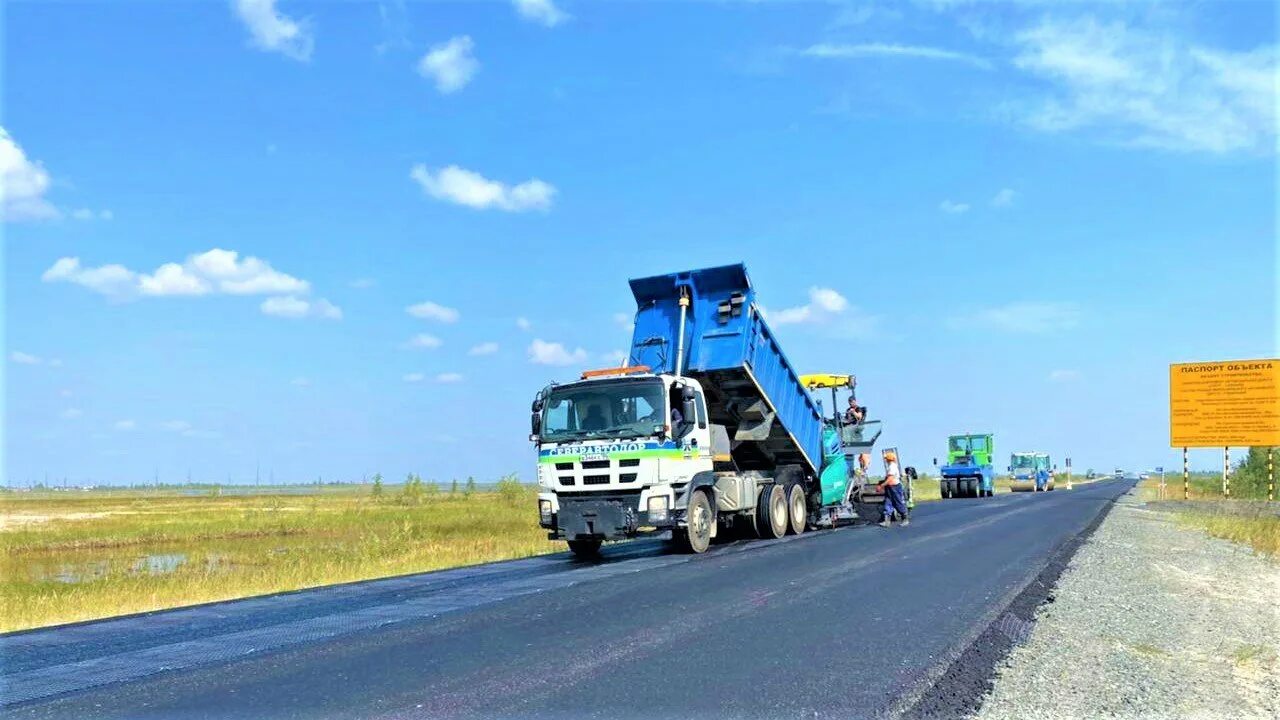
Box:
(932, 457), (938, 466)
(530, 412), (541, 439)
(682, 386), (696, 401)
(682, 397), (696, 425)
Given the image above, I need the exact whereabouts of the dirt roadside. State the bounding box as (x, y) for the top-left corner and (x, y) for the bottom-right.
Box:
(975, 493), (1279, 720)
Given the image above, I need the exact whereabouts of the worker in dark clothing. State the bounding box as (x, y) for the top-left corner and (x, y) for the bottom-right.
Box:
(844, 396), (866, 425)
(581, 405), (607, 432)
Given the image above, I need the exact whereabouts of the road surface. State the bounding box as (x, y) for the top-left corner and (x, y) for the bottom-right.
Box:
(1, 478), (1134, 719)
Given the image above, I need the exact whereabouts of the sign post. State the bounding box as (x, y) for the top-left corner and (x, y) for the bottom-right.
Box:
(1065, 457), (1072, 490)
(1170, 359), (1280, 501)
(1269, 449), (1275, 503)
(1223, 447), (1230, 498)
(1157, 466), (1165, 499)
(1182, 447), (1189, 500)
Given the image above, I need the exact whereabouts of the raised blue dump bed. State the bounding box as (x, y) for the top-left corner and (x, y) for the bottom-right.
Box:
(626, 264), (824, 475)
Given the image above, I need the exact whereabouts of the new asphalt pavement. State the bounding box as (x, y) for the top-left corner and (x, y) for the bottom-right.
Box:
(1, 478), (1134, 719)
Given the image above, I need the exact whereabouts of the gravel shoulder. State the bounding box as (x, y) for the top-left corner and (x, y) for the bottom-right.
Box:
(976, 492), (1280, 720)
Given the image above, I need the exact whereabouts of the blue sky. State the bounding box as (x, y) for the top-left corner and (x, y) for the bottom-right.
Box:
(3, 0), (1276, 485)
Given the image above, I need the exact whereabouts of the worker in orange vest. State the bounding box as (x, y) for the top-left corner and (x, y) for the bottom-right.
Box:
(878, 450), (910, 527)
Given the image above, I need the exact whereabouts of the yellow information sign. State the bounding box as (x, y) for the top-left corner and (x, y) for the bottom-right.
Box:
(1170, 359), (1280, 447)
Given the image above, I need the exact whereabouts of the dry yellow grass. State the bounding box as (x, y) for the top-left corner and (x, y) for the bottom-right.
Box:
(0, 486), (556, 633)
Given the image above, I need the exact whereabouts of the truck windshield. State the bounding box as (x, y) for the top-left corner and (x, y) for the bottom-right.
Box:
(949, 437), (971, 453)
(1012, 455), (1035, 469)
(540, 379), (665, 443)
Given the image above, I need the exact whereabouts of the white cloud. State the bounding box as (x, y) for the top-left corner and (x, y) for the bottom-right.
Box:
(11, 351), (41, 365)
(516, 316), (532, 331)
(991, 188), (1016, 207)
(260, 296), (342, 320)
(436, 372), (464, 383)
(290, 377), (311, 387)
(232, 0), (314, 61)
(939, 199), (970, 214)
(613, 312), (634, 330)
(1049, 369), (1082, 383)
(528, 339), (587, 366)
(42, 257), (139, 298)
(468, 341), (499, 356)
(44, 249), (311, 302)
(770, 287), (849, 325)
(403, 372), (425, 383)
(801, 42), (993, 70)
(139, 262), (211, 296)
(1012, 17), (1278, 154)
(69, 208), (111, 221)
(406, 300), (460, 323)
(59, 388), (73, 398)
(407, 333), (443, 349)
(513, 0), (569, 27)
(182, 429), (221, 440)
(416, 35), (478, 93)
(161, 420), (192, 433)
(186, 248), (309, 295)
(348, 277), (376, 289)
(61, 408), (84, 420)
(410, 164), (556, 212)
(766, 286), (879, 339)
(113, 420), (136, 431)
(951, 301), (1081, 334)
(1, 127), (58, 221)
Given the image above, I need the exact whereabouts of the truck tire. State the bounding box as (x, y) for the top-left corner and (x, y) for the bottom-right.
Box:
(940, 480), (950, 499)
(947, 479), (958, 498)
(568, 539), (602, 558)
(786, 482), (807, 535)
(673, 490), (714, 554)
(755, 484), (787, 539)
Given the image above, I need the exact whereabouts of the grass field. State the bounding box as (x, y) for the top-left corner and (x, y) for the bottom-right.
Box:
(1135, 477), (1280, 558)
(0, 484), (556, 633)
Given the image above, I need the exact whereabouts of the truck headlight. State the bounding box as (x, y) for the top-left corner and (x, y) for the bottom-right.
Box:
(538, 499), (553, 525)
(646, 495), (669, 522)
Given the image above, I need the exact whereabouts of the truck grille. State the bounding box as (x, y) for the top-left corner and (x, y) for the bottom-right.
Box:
(581, 460), (610, 470)
(583, 475), (610, 485)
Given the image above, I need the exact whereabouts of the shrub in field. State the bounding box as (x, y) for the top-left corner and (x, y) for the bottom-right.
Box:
(450, 479), (459, 496)
(496, 474), (527, 506)
(371, 473), (384, 498)
(464, 477), (476, 497)
(1230, 447), (1278, 500)
(401, 474), (425, 505)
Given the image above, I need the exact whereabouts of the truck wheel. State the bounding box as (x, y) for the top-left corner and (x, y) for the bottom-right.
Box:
(755, 484), (787, 539)
(568, 539), (602, 558)
(675, 490), (713, 554)
(968, 480), (978, 498)
(786, 482), (807, 535)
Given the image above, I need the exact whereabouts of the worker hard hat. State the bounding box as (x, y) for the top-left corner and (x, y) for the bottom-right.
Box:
(884, 450), (897, 462)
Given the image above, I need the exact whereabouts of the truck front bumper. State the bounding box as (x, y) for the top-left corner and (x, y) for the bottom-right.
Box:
(546, 495), (679, 541)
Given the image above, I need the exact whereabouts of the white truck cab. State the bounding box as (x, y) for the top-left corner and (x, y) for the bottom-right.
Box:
(531, 367), (720, 556)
